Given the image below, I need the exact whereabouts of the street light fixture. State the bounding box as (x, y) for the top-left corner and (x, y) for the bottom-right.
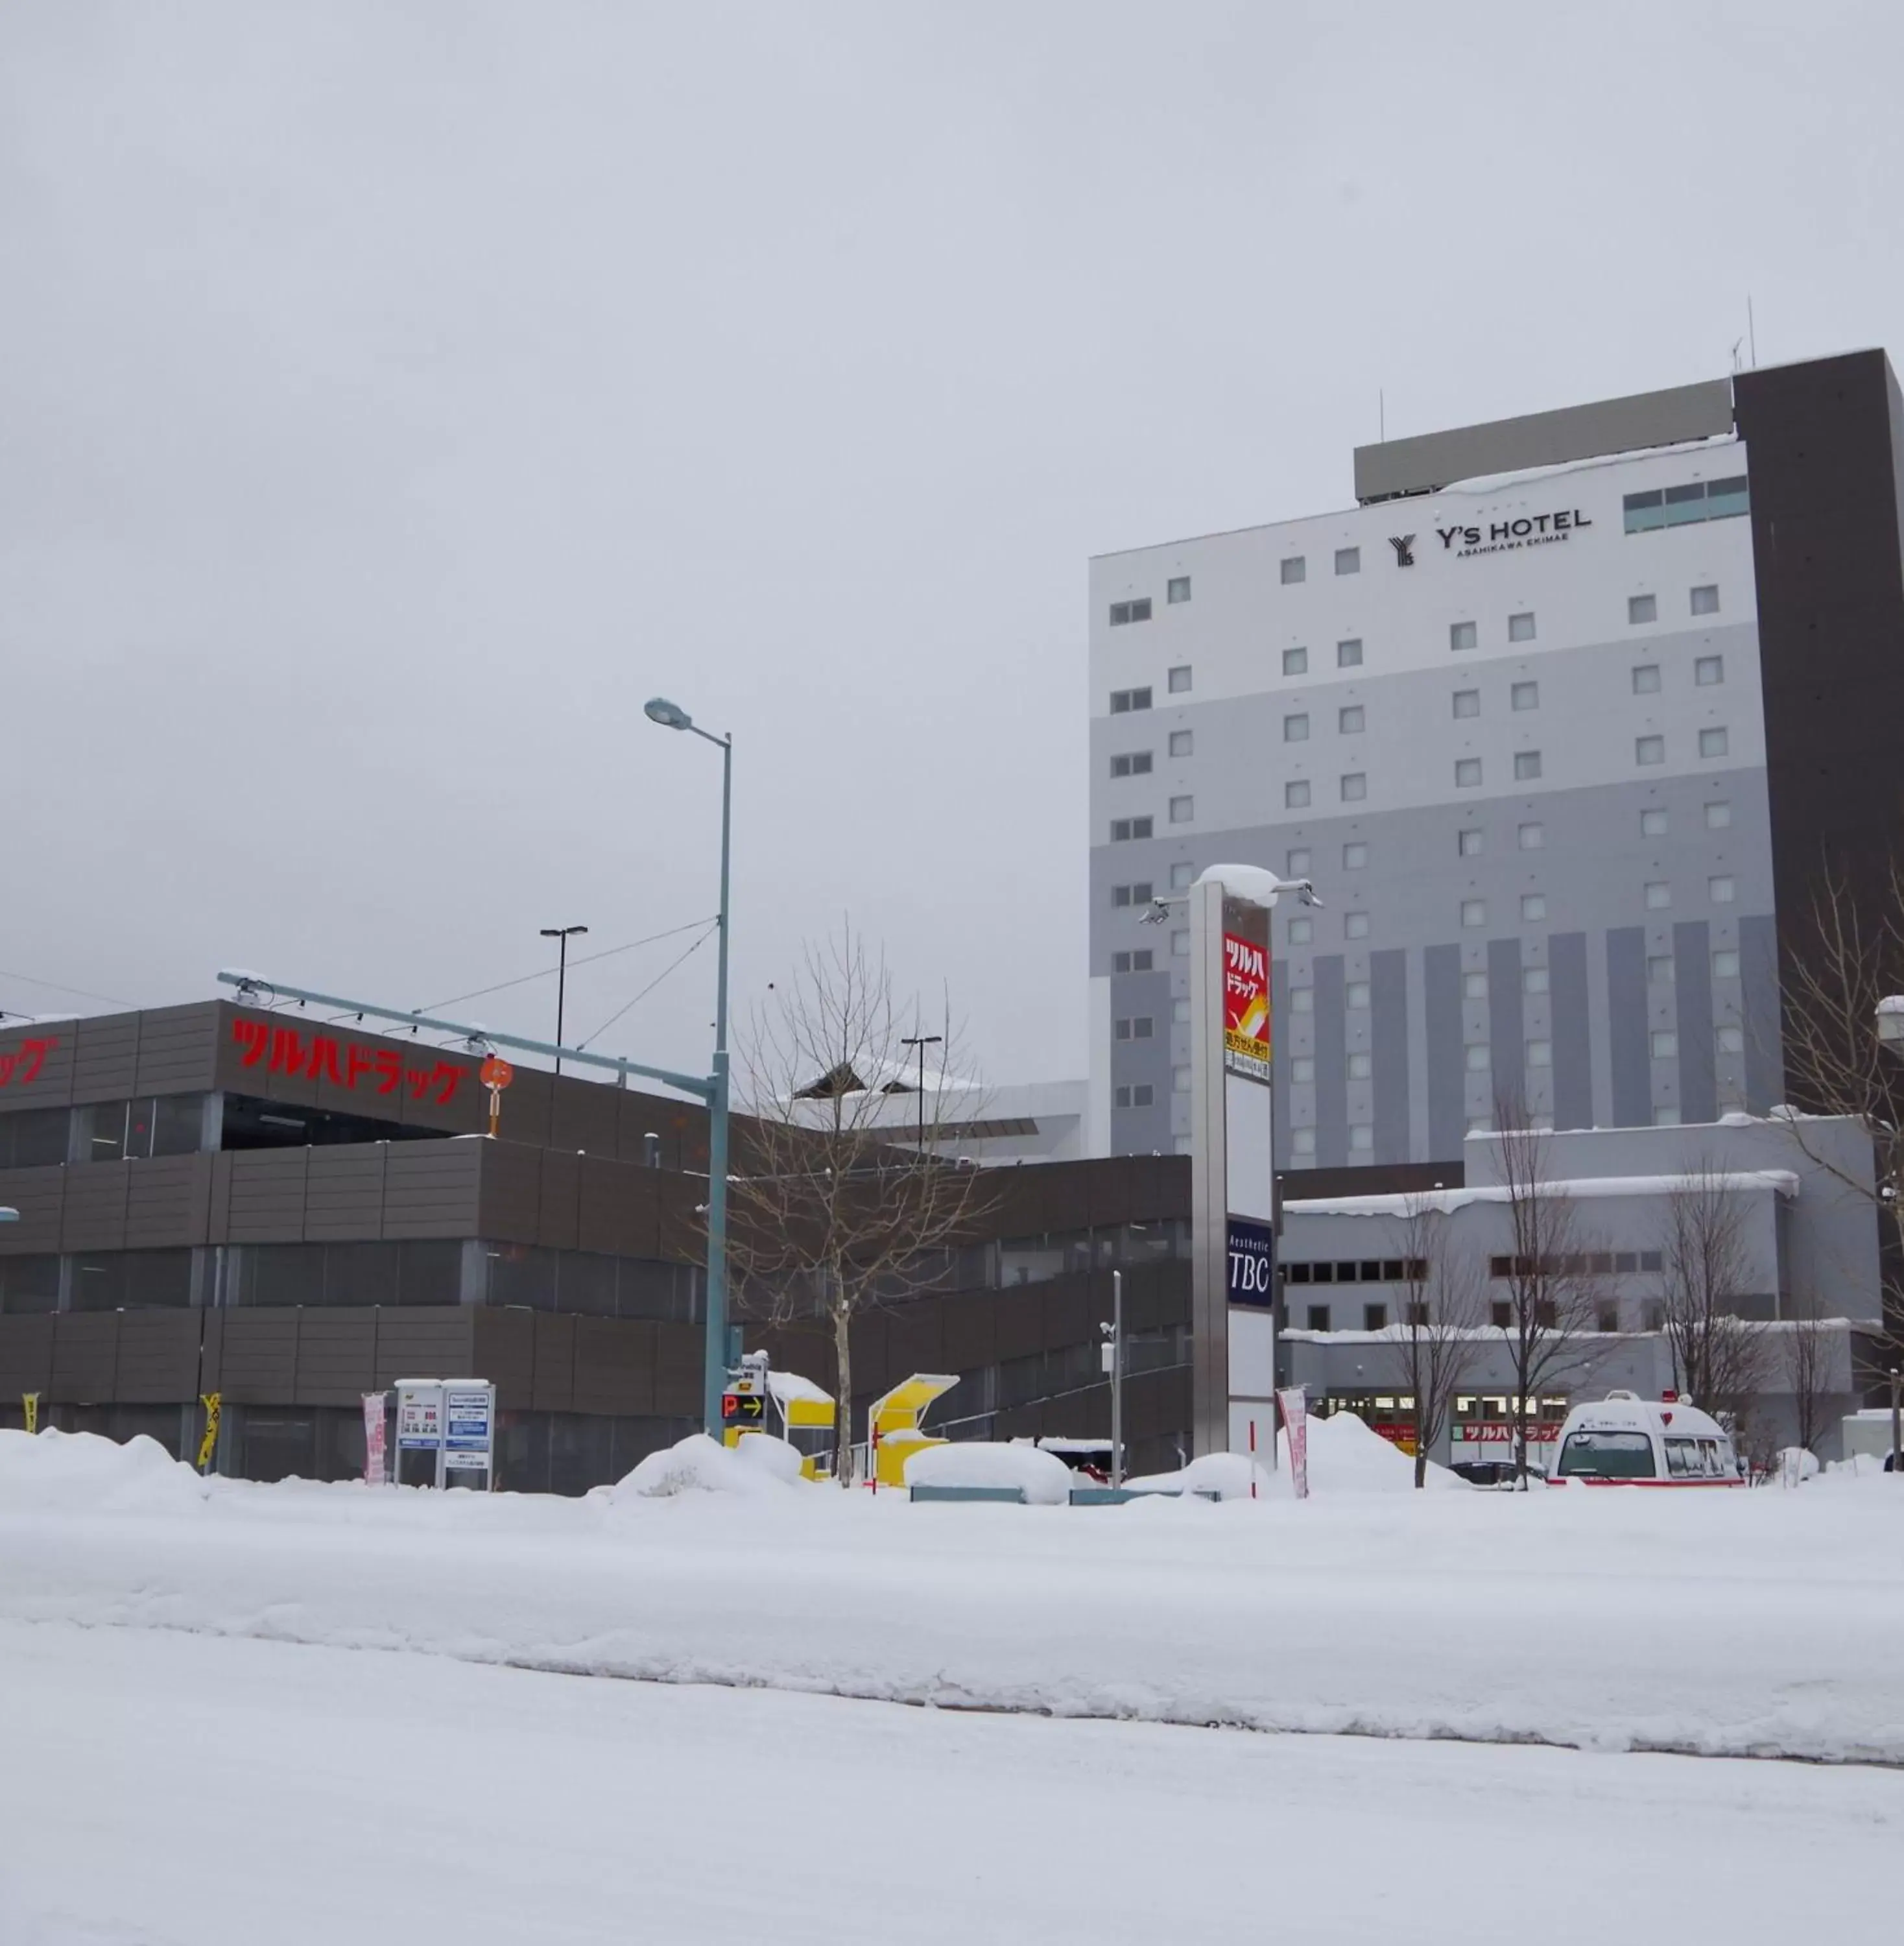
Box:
(538, 925), (588, 1075)
(899, 1032), (943, 1154)
(645, 695), (734, 1434)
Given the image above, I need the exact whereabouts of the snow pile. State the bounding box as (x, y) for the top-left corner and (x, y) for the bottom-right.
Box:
(732, 1433), (805, 1483)
(0, 1429), (211, 1516)
(903, 1441), (1073, 1504)
(1125, 1451), (1272, 1500)
(613, 1434), (796, 1501)
(1777, 1447), (1822, 1481)
(1123, 1412), (1460, 1498)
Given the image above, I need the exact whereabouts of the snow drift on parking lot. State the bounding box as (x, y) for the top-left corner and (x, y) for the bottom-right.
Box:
(3, 1427), (1901, 1765)
(903, 1440), (1074, 1504)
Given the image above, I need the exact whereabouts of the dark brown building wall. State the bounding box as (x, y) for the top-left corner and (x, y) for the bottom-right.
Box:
(1734, 350), (1904, 1094)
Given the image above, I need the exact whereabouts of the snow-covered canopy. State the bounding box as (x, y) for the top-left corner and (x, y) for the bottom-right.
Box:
(1288, 1170), (1800, 1219)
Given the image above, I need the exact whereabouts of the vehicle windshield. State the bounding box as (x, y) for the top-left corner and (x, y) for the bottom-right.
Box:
(1556, 1429), (1656, 1478)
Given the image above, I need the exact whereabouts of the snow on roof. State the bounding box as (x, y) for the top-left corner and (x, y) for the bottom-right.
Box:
(1287, 1170), (1800, 1219)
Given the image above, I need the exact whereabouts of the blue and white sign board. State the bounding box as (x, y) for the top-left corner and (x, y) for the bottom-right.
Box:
(392, 1378), (496, 1489)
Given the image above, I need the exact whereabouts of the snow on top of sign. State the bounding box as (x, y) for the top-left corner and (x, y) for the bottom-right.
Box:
(1193, 863), (1292, 907)
(1287, 1170), (1799, 1219)
(903, 1440), (1074, 1504)
(765, 1370), (833, 1408)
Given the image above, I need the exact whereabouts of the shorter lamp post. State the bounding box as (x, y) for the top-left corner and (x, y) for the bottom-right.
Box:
(899, 1032), (942, 1152)
(539, 925), (588, 1075)
(1101, 1269), (1126, 1487)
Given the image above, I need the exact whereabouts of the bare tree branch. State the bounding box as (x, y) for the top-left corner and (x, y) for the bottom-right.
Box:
(1656, 1155), (1773, 1445)
(1488, 1092), (1603, 1487)
(722, 922), (996, 1484)
(1783, 1291), (1833, 1456)
(1384, 1197), (1488, 1487)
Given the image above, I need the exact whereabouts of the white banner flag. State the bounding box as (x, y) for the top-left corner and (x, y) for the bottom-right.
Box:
(1278, 1387), (1309, 1500)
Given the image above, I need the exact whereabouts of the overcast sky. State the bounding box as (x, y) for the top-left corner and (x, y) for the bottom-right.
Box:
(5, 1), (1901, 1095)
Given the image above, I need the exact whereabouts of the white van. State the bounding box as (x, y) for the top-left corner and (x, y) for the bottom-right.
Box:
(1546, 1390), (1743, 1487)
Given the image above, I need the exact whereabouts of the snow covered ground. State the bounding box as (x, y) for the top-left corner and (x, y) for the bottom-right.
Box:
(3, 1618), (1899, 1946)
(5, 1428), (1903, 1765)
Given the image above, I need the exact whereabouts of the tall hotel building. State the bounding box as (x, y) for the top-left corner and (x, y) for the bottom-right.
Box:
(1088, 350), (1904, 1177)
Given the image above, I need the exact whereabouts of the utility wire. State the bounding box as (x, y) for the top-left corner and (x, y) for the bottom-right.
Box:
(0, 968), (140, 1011)
(577, 920), (720, 1049)
(420, 917), (719, 1013)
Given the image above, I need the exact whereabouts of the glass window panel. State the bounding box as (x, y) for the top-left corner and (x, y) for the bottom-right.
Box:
(1283, 646), (1307, 675)
(0, 1253), (60, 1315)
(398, 1240), (463, 1306)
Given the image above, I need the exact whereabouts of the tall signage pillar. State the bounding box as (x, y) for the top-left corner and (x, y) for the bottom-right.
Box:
(1188, 865), (1300, 1458)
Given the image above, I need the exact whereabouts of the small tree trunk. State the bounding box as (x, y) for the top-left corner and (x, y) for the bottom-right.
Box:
(1413, 1444), (1428, 1490)
(832, 1286), (854, 1487)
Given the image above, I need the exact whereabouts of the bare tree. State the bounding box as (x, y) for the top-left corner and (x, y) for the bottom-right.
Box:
(1775, 862), (1904, 1363)
(1489, 1099), (1602, 1488)
(1783, 1291), (1834, 1456)
(1657, 1155), (1773, 1436)
(723, 926), (995, 1484)
(1384, 1197), (1489, 1487)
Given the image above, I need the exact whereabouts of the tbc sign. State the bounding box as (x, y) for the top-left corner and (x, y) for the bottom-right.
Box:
(1226, 1217), (1276, 1308)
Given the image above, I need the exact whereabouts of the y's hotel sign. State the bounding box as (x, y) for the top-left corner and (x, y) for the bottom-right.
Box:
(1436, 508), (1591, 559)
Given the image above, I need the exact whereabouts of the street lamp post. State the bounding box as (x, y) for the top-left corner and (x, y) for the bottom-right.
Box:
(538, 925), (588, 1075)
(645, 696), (733, 1434)
(899, 1032), (942, 1153)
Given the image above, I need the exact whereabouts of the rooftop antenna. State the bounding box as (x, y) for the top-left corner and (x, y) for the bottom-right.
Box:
(1379, 387), (1385, 441)
(1730, 336), (1744, 374)
(1747, 294), (1757, 368)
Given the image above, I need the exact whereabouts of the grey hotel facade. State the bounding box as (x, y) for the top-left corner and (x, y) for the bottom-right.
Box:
(1090, 350), (1904, 1173)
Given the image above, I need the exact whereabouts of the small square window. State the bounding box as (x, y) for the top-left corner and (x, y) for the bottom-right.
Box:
(1464, 971), (1488, 1000)
(1344, 911), (1370, 939)
(1292, 987), (1315, 1014)
(1451, 621), (1477, 653)
(1171, 929), (1189, 957)
(1526, 1039), (1553, 1068)
(1112, 885), (1132, 908)
(1628, 594), (1658, 625)
(1335, 546), (1360, 576)
(1348, 1051), (1372, 1080)
(1636, 735), (1665, 766)
(1511, 681), (1538, 712)
(1349, 1124), (1374, 1154)
(1286, 848), (1311, 875)
(1717, 1025), (1744, 1054)
(1713, 948), (1740, 979)
(1699, 727), (1729, 758)
(1292, 1128), (1317, 1157)
(1291, 1055), (1315, 1084)
(1339, 704), (1365, 735)
(1167, 575), (1192, 605)
(1169, 795), (1194, 824)
(1168, 665), (1192, 695)
(1508, 612), (1536, 642)
(1347, 980), (1371, 1009)
(1456, 758), (1482, 788)
(1461, 898), (1487, 928)
(1281, 556), (1305, 585)
(1523, 967), (1549, 996)
(1337, 638), (1364, 669)
(1170, 861), (1195, 889)
(1518, 822), (1543, 850)
(1695, 654), (1724, 686)
(1284, 713), (1309, 741)
(1650, 1029), (1678, 1059)
(1465, 1043), (1491, 1072)
(1453, 688), (1480, 719)
(1514, 751), (1542, 780)
(1132, 1084), (1154, 1107)
(1169, 729), (1193, 757)
(1285, 780), (1311, 809)
(1288, 917), (1313, 945)
(1648, 954), (1674, 985)
(1283, 646), (1309, 677)
(1343, 841), (1368, 869)
(1172, 996), (1191, 1022)
(1641, 808), (1668, 837)
(1633, 664), (1661, 694)
(1709, 874), (1735, 904)
(1645, 882), (1671, 909)
(1458, 828), (1483, 857)
(1705, 801), (1731, 829)
(1340, 772), (1367, 802)
(1173, 1064), (1191, 1092)
(1691, 584), (1720, 616)
(1520, 893), (1547, 922)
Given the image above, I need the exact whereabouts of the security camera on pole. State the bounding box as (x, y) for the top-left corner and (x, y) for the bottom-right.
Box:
(1147, 865), (1318, 1458)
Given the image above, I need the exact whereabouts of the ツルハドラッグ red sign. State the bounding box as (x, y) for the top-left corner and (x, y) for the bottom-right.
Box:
(1222, 932), (1270, 1079)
